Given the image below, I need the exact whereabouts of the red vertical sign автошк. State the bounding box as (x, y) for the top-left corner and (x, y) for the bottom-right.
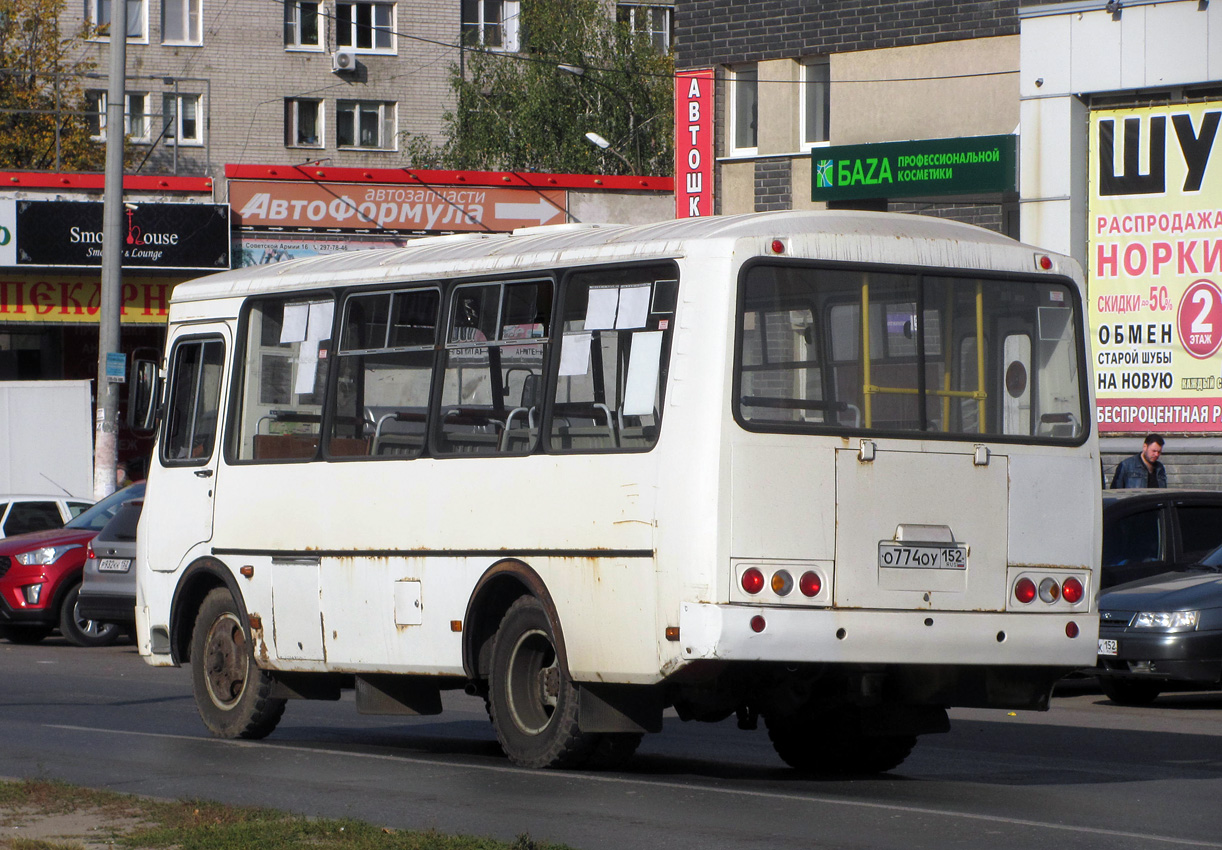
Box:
(675, 69), (714, 219)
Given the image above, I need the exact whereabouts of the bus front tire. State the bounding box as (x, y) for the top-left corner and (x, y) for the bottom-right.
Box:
(190, 588), (286, 739)
(488, 595), (599, 769)
(766, 708), (916, 775)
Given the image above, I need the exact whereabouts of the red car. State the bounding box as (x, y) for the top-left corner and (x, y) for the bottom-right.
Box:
(0, 482), (144, 647)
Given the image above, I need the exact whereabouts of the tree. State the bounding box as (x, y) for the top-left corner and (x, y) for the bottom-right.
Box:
(0, 0), (106, 171)
(406, 0), (674, 176)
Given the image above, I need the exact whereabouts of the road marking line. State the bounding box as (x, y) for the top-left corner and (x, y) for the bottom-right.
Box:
(46, 724), (1222, 848)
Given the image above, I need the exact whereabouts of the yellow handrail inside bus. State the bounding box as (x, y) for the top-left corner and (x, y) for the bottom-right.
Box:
(859, 278), (988, 433)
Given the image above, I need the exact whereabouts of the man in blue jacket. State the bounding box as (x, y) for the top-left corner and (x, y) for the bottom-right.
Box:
(1110, 434), (1167, 488)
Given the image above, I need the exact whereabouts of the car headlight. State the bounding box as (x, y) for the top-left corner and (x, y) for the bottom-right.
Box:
(1133, 610), (1199, 630)
(14, 544), (82, 566)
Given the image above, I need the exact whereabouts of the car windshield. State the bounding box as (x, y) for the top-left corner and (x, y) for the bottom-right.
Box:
(66, 482), (146, 531)
(1196, 543), (1222, 569)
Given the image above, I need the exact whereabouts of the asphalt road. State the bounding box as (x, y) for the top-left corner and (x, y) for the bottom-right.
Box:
(2, 637), (1220, 850)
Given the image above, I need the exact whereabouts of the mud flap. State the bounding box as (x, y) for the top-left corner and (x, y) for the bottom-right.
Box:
(577, 683), (664, 734)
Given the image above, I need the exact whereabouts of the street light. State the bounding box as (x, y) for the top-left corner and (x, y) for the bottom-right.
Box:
(583, 131), (635, 171)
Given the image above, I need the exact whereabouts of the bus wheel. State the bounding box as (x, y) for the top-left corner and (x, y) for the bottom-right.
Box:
(766, 710), (916, 775)
(488, 596), (597, 769)
(190, 588), (286, 739)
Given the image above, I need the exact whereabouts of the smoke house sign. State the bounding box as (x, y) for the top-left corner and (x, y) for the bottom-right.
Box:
(15, 201), (231, 270)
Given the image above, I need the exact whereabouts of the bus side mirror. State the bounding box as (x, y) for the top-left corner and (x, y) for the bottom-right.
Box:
(128, 356), (161, 436)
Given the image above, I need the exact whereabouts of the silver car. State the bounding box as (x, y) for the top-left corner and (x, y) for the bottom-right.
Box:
(77, 497), (142, 632)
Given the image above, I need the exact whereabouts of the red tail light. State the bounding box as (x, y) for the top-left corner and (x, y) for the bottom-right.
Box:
(1061, 577), (1084, 604)
(799, 571), (822, 597)
(1014, 577), (1036, 604)
(85, 544), (95, 560)
(741, 568), (764, 595)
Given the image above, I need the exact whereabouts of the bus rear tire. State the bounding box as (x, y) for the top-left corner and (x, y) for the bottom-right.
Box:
(488, 595), (599, 769)
(190, 588), (286, 739)
(766, 709), (916, 775)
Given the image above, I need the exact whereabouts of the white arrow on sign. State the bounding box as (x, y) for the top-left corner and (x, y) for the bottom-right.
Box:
(494, 199), (564, 225)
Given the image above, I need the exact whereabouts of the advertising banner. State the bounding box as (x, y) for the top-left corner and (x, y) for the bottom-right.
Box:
(235, 233), (413, 267)
(229, 181), (567, 232)
(810, 135), (1016, 202)
(0, 275), (183, 324)
(675, 69), (714, 218)
(15, 201), (230, 270)
(1088, 102), (1222, 433)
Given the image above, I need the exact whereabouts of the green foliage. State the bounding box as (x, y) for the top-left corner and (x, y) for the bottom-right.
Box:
(407, 0), (673, 176)
(0, 0), (106, 171)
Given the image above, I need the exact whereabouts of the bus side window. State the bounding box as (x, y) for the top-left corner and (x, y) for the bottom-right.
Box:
(436, 279), (551, 456)
(549, 265), (675, 453)
(233, 295), (334, 462)
(163, 338), (224, 464)
(326, 287), (439, 459)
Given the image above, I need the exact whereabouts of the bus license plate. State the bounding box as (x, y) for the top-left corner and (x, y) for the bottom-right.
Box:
(98, 558), (131, 573)
(878, 543), (967, 570)
(1098, 639), (1118, 656)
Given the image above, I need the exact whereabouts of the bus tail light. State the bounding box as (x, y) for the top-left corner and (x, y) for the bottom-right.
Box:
(1014, 577), (1036, 604)
(1066, 621), (1080, 638)
(1038, 578), (1061, 603)
(799, 571), (821, 597)
(771, 570), (793, 596)
(741, 568), (765, 595)
(1061, 577), (1084, 604)
(750, 615), (766, 632)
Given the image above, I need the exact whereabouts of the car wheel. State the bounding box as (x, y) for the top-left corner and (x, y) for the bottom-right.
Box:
(58, 583), (122, 647)
(1100, 678), (1163, 706)
(190, 588), (286, 739)
(488, 595), (600, 769)
(0, 625), (53, 644)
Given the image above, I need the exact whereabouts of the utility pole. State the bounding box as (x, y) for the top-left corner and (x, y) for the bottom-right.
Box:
(94, 5), (127, 500)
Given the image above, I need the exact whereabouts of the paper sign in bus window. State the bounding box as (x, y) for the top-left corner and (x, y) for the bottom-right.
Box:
(623, 331), (663, 416)
(615, 284), (651, 329)
(560, 332), (592, 377)
(307, 301), (334, 341)
(281, 302), (309, 343)
(295, 342), (319, 395)
(585, 286), (619, 330)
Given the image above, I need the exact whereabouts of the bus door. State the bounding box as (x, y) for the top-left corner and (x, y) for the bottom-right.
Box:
(146, 326), (230, 574)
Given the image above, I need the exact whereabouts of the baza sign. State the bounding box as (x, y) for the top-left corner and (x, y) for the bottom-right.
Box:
(811, 135), (1017, 202)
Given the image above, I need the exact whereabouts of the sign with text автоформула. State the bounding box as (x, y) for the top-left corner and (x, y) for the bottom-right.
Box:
(810, 135), (1017, 202)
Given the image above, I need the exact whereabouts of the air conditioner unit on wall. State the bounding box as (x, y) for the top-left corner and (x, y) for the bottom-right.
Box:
(332, 49), (357, 73)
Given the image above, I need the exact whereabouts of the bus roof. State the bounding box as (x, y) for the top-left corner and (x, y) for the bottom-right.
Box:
(181, 210), (1073, 303)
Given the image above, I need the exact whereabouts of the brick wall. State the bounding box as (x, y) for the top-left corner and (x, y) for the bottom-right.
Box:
(754, 159), (792, 211)
(889, 201), (1006, 234)
(676, 0), (1019, 68)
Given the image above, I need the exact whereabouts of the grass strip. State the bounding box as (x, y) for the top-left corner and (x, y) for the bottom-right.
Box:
(0, 779), (573, 850)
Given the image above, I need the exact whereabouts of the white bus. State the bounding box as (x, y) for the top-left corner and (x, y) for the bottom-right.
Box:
(134, 210), (1100, 774)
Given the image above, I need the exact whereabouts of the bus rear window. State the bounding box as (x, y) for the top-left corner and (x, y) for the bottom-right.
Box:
(736, 263), (1087, 442)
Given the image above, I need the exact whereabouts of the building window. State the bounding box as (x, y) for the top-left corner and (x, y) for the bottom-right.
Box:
(802, 58), (830, 147)
(285, 98), (323, 147)
(162, 0), (200, 43)
(89, 0), (146, 39)
(616, 4), (672, 52)
(461, 0), (520, 51)
(337, 100), (395, 149)
(730, 64), (758, 155)
(283, 0), (321, 48)
(162, 93), (203, 145)
(86, 91), (151, 142)
(335, 1), (394, 51)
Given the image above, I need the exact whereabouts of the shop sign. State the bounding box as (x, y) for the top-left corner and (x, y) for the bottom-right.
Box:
(675, 69), (714, 218)
(229, 181), (567, 233)
(236, 233), (412, 267)
(1089, 101), (1222, 433)
(0, 275), (181, 324)
(810, 135), (1017, 202)
(13, 201), (229, 270)
(0, 201), (15, 266)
